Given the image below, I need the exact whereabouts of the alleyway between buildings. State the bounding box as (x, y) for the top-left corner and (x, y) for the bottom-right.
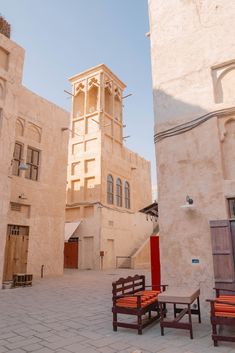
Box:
(0, 269), (234, 353)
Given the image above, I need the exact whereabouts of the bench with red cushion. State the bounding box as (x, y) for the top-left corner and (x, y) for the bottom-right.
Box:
(207, 288), (235, 346)
(112, 274), (166, 334)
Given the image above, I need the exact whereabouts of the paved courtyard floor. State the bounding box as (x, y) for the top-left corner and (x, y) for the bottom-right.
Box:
(0, 269), (235, 353)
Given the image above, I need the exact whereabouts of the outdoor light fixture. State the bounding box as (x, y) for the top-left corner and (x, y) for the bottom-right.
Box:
(19, 162), (28, 171)
(180, 195), (195, 210)
(18, 193), (27, 200)
(186, 195), (193, 205)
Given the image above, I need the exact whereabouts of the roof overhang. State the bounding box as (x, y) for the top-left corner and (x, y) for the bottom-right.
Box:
(139, 202), (158, 219)
(64, 221), (81, 241)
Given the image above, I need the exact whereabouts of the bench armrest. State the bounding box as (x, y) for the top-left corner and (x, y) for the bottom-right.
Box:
(213, 287), (235, 297)
(207, 298), (235, 306)
(145, 284), (168, 291)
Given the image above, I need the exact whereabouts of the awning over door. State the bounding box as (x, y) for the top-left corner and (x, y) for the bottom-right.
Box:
(64, 221), (81, 241)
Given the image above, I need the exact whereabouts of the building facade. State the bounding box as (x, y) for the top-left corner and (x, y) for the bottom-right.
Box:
(66, 64), (153, 270)
(0, 27), (69, 283)
(148, 0), (235, 304)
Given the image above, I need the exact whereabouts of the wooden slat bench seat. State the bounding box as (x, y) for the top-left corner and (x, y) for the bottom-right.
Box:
(207, 288), (235, 346)
(112, 274), (167, 334)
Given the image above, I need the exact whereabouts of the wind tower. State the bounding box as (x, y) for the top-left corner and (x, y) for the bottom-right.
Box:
(66, 64), (152, 270)
(67, 64), (126, 213)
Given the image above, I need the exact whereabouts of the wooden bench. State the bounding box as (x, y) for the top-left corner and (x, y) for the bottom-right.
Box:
(207, 287), (235, 346)
(112, 274), (167, 334)
(13, 273), (33, 287)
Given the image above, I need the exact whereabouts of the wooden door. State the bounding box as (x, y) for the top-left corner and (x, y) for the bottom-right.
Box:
(83, 236), (94, 269)
(210, 220), (235, 283)
(64, 240), (78, 268)
(3, 225), (29, 281)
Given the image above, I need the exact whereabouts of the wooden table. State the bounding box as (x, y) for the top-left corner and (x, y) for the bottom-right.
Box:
(158, 287), (201, 339)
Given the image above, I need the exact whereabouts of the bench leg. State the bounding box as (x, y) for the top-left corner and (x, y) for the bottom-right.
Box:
(197, 296), (201, 323)
(174, 303), (176, 318)
(212, 322), (218, 347)
(137, 314), (142, 335)
(113, 312), (117, 332)
(160, 302), (164, 336)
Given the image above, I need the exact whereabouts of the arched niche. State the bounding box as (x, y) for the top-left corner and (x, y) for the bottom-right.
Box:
(27, 123), (41, 143)
(0, 79), (5, 100)
(213, 62), (235, 104)
(15, 118), (24, 137)
(74, 90), (85, 118)
(86, 85), (98, 114)
(221, 118), (235, 180)
(104, 86), (112, 115)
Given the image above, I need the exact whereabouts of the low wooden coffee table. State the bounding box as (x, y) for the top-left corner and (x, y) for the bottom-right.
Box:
(158, 287), (201, 339)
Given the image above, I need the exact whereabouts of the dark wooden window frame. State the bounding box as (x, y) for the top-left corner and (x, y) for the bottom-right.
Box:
(107, 174), (114, 204)
(12, 142), (23, 176)
(25, 146), (40, 181)
(227, 197), (235, 219)
(124, 181), (130, 209)
(116, 178), (122, 207)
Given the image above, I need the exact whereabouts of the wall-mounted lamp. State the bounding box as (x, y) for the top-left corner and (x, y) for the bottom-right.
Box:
(186, 195), (193, 205)
(19, 193), (27, 200)
(180, 195), (194, 210)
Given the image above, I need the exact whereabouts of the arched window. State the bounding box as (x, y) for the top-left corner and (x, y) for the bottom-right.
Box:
(74, 90), (85, 118)
(116, 178), (122, 207)
(107, 174), (113, 204)
(105, 86), (112, 115)
(124, 181), (130, 209)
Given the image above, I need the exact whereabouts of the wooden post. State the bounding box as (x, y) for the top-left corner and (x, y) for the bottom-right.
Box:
(150, 234), (161, 289)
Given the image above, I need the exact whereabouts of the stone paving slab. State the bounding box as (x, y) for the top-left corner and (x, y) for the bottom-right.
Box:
(0, 269), (235, 353)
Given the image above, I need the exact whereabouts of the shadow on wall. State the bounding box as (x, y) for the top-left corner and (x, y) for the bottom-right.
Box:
(66, 183), (101, 219)
(153, 89), (208, 125)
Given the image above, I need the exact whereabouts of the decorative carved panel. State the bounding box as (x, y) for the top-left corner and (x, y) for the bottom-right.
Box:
(27, 123), (41, 142)
(212, 60), (235, 104)
(15, 118), (25, 137)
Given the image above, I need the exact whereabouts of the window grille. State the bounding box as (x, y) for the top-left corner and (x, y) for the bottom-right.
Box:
(10, 202), (21, 212)
(124, 181), (130, 209)
(12, 142), (23, 176)
(8, 225), (29, 236)
(107, 174), (114, 204)
(116, 178), (122, 207)
(25, 147), (40, 181)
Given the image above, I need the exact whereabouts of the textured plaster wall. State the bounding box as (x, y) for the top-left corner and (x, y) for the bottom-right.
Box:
(13, 87), (69, 277)
(0, 33), (24, 284)
(148, 0), (235, 305)
(0, 33), (69, 282)
(149, 0), (235, 124)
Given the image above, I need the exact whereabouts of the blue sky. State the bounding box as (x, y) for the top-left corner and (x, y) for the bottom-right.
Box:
(1, 0), (156, 184)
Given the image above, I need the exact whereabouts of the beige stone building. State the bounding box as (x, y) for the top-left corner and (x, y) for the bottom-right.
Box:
(148, 0), (235, 304)
(65, 64), (153, 270)
(0, 22), (70, 284)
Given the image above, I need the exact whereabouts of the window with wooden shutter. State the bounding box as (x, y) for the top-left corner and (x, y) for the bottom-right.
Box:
(25, 146), (40, 181)
(210, 220), (235, 283)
